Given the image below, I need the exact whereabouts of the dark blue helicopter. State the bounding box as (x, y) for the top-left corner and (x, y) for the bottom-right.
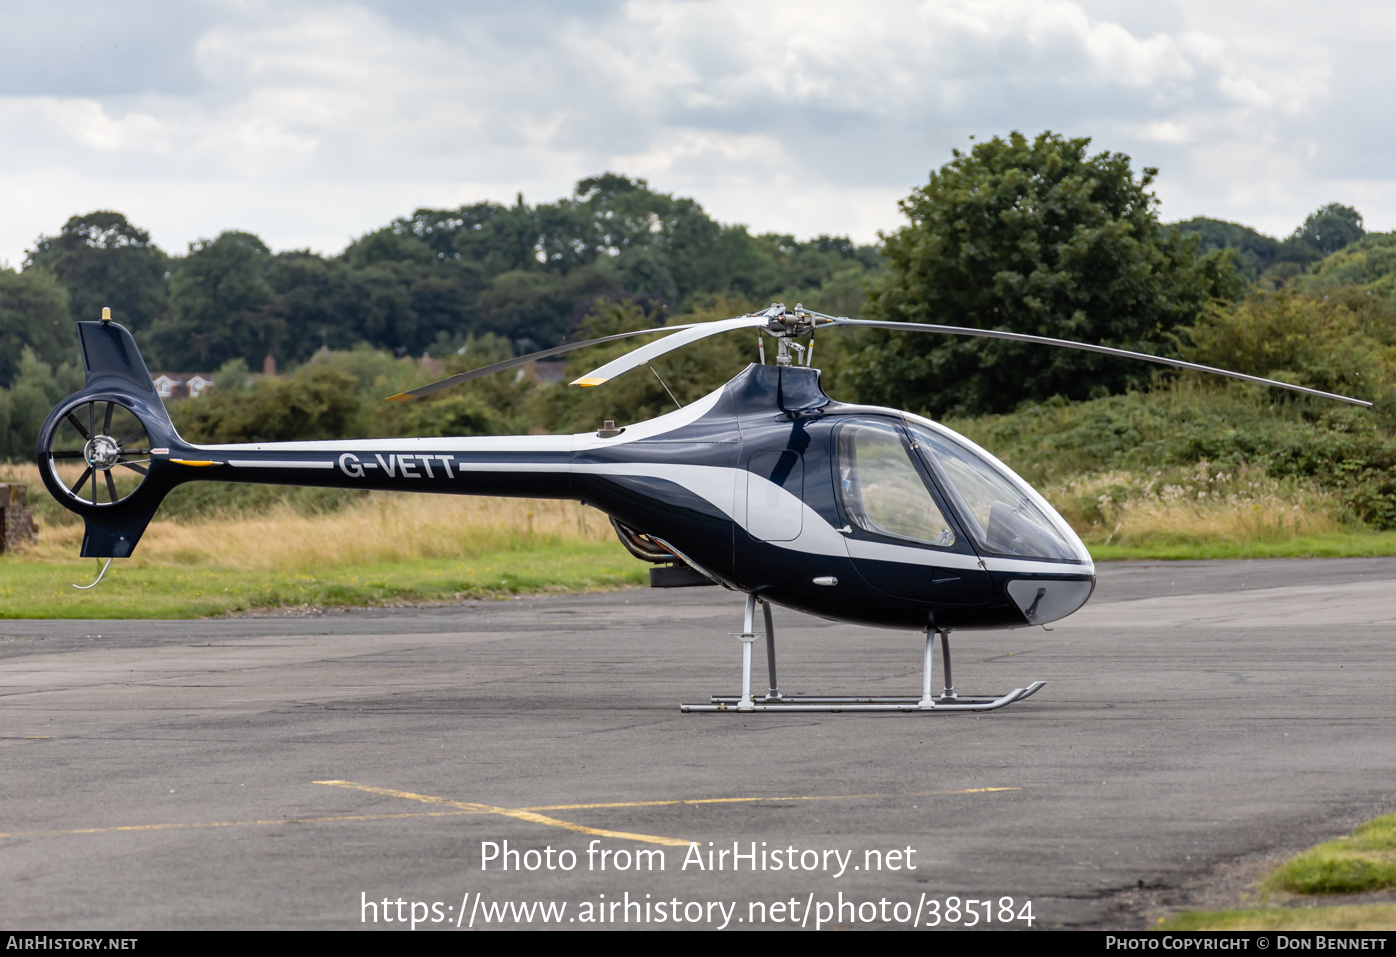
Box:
(37, 305), (1367, 713)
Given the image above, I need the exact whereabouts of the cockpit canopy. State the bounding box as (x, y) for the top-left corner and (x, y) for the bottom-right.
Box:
(835, 415), (1088, 564)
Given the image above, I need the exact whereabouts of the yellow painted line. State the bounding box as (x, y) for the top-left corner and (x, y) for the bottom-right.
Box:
(169, 459), (218, 467)
(0, 810), (479, 841)
(315, 780), (692, 847)
(522, 786), (1020, 812)
(3, 785), (1019, 844)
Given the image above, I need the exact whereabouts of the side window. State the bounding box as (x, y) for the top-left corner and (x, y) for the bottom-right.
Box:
(837, 421), (956, 547)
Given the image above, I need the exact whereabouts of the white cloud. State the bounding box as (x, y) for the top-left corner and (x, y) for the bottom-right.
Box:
(2, 0), (1395, 265)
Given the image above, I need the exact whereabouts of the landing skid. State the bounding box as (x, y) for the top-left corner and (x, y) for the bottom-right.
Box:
(680, 594), (1045, 714)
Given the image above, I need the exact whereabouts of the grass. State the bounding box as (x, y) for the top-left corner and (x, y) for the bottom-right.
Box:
(1262, 814), (1396, 897)
(0, 475), (651, 618)
(1159, 905), (1396, 931)
(1158, 814), (1396, 931)
(0, 545), (647, 619)
(1090, 530), (1396, 561)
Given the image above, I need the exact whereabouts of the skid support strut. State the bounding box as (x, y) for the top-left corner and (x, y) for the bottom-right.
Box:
(763, 599), (783, 701)
(682, 603), (1044, 714)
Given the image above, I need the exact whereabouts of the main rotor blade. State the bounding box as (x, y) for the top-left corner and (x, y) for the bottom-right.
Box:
(386, 320), (727, 402)
(570, 315), (771, 387)
(828, 319), (1374, 408)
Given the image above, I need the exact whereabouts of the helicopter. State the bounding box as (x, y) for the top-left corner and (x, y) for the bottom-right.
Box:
(37, 304), (1369, 714)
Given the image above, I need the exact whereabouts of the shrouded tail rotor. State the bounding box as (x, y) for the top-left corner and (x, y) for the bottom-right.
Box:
(45, 397), (153, 507)
(37, 315), (180, 557)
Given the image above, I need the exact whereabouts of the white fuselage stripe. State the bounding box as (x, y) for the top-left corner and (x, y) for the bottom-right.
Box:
(227, 459), (335, 469)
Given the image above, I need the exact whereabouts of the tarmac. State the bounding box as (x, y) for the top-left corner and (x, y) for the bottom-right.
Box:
(2, 557), (1394, 930)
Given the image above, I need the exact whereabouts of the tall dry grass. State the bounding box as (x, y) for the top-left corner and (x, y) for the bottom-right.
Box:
(4, 462), (615, 569)
(1043, 462), (1343, 547)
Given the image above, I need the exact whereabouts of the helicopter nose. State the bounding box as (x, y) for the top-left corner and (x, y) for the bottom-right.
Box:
(1005, 578), (1094, 625)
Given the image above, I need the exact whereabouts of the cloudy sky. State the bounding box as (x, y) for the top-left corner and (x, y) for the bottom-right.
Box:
(2, 0), (1393, 267)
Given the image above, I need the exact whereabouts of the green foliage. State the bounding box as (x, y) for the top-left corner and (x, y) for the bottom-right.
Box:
(947, 379), (1396, 529)
(477, 268), (575, 346)
(1179, 291), (1396, 408)
(0, 268), (74, 388)
(1293, 203), (1366, 255)
(844, 131), (1243, 416)
(174, 365), (364, 443)
(168, 334), (534, 447)
(7, 174), (879, 382)
(0, 348), (84, 461)
(152, 231), (281, 368)
(1171, 217), (1282, 282)
(24, 211), (169, 334)
(1264, 813), (1396, 896)
(1174, 204), (1367, 287)
(1294, 232), (1396, 303)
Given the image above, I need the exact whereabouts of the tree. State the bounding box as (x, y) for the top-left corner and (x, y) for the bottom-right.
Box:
(0, 347), (83, 460)
(841, 131), (1243, 416)
(1171, 217), (1280, 282)
(0, 268), (74, 387)
(263, 252), (357, 361)
(1180, 291), (1391, 407)
(1291, 203), (1365, 256)
(25, 211), (169, 332)
(174, 366), (362, 443)
(1294, 233), (1396, 304)
(150, 232), (281, 369)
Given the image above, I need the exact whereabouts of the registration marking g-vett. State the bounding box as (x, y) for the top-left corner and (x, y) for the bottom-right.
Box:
(339, 452), (457, 479)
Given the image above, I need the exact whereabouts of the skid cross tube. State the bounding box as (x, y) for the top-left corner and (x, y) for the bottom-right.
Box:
(681, 604), (1045, 714)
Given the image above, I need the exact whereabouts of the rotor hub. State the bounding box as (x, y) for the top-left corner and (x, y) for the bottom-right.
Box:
(757, 304), (824, 366)
(84, 434), (122, 471)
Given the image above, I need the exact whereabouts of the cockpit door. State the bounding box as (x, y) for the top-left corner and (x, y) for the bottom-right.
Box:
(833, 418), (992, 604)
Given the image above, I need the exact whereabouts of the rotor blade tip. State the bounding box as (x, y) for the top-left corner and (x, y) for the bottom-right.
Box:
(570, 377), (606, 387)
(385, 393), (414, 402)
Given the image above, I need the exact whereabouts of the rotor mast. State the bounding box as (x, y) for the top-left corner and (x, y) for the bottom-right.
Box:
(758, 303), (830, 368)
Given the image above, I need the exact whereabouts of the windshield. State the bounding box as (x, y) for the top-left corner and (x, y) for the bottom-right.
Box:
(906, 422), (1086, 562)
